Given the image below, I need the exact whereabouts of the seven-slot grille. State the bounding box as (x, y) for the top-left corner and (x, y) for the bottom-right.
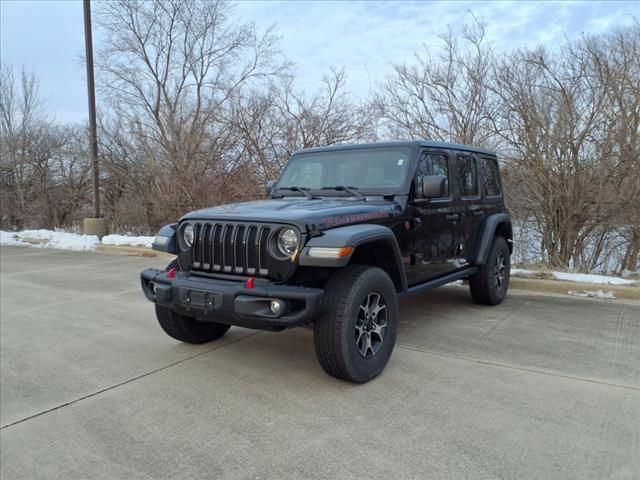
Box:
(190, 222), (271, 276)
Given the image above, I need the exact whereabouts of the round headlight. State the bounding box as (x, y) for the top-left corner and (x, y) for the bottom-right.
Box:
(277, 228), (299, 257)
(182, 224), (194, 248)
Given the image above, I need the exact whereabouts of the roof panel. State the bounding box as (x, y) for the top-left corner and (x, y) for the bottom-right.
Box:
(294, 140), (496, 156)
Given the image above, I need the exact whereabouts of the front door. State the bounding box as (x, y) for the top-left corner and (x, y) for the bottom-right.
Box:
(405, 150), (465, 285)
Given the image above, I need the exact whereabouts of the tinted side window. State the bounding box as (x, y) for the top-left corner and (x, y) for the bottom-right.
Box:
(417, 152), (449, 197)
(482, 158), (501, 197)
(456, 156), (478, 197)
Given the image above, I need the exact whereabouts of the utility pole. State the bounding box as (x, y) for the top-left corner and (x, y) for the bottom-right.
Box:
(82, 0), (107, 238)
(83, 0), (100, 218)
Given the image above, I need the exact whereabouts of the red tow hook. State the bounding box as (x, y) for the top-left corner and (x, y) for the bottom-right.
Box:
(167, 267), (177, 279)
(245, 277), (256, 289)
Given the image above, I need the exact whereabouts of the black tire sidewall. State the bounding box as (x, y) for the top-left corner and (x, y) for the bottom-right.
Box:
(487, 236), (510, 304)
(157, 257), (231, 343)
(321, 267), (399, 383)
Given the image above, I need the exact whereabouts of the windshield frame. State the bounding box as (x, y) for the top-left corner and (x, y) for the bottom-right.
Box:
(273, 145), (418, 197)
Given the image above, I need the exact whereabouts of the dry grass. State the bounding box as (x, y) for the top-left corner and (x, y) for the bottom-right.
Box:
(96, 245), (173, 259)
(510, 278), (640, 301)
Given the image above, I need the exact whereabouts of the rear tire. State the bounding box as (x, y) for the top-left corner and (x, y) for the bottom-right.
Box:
(155, 258), (230, 344)
(314, 265), (398, 383)
(469, 236), (510, 305)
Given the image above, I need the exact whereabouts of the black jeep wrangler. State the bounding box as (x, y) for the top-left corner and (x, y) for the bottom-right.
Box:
(141, 141), (512, 383)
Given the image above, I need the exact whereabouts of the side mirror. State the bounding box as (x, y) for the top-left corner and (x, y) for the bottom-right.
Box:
(420, 175), (447, 199)
(265, 180), (277, 196)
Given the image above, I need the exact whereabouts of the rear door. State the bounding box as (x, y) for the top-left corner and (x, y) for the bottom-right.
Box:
(478, 155), (504, 216)
(405, 149), (465, 285)
(453, 153), (483, 264)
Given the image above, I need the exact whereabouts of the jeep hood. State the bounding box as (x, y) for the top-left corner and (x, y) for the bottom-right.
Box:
(181, 198), (402, 232)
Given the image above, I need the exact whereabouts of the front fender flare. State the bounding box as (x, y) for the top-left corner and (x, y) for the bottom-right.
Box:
(152, 223), (178, 254)
(298, 224), (407, 293)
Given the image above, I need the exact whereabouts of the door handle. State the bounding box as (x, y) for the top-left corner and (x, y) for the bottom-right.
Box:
(445, 214), (460, 221)
(472, 210), (484, 217)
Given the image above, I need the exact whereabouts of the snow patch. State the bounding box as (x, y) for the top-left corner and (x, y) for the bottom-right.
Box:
(511, 268), (533, 275)
(568, 290), (616, 300)
(102, 234), (155, 248)
(0, 230), (29, 246)
(19, 230), (100, 251)
(17, 229), (58, 242)
(512, 267), (637, 286)
(511, 268), (538, 278)
(551, 271), (637, 286)
(1, 229), (157, 251)
(2, 229), (99, 251)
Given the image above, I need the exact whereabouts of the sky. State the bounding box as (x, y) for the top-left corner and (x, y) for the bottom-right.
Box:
(1, 0), (638, 123)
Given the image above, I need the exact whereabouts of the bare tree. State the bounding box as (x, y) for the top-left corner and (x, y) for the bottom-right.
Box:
(233, 67), (378, 183)
(375, 19), (499, 147)
(494, 24), (640, 270)
(49, 125), (93, 227)
(603, 23), (640, 272)
(0, 66), (66, 229)
(95, 0), (287, 228)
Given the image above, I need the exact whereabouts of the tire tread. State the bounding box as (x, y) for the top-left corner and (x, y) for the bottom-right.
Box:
(469, 236), (510, 305)
(154, 258), (230, 344)
(314, 265), (397, 383)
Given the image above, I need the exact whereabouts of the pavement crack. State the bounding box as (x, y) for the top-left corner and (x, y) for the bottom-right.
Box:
(0, 331), (261, 431)
(397, 344), (640, 392)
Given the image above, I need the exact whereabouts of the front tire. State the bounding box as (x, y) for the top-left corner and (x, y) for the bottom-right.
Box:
(155, 305), (230, 344)
(469, 236), (510, 305)
(314, 265), (399, 383)
(155, 258), (230, 344)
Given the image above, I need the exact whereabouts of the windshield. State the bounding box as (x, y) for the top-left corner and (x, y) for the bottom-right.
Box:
(276, 147), (412, 193)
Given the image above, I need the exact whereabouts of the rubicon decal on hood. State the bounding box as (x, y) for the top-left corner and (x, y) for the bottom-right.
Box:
(322, 208), (393, 229)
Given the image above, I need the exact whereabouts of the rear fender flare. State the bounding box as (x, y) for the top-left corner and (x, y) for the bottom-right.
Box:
(472, 213), (513, 265)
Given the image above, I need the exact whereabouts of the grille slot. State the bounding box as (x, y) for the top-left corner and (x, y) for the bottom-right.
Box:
(223, 225), (234, 272)
(190, 222), (273, 276)
(212, 224), (222, 270)
(235, 225), (246, 273)
(202, 224), (212, 269)
(258, 227), (271, 275)
(246, 226), (258, 274)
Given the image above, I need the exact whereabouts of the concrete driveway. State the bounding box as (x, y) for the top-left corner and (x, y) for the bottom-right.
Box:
(1, 246), (638, 479)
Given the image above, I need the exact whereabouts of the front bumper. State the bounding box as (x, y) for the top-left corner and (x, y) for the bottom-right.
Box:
(140, 269), (324, 331)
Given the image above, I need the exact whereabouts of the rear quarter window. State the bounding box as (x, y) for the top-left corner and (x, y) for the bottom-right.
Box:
(482, 158), (501, 197)
(455, 156), (479, 197)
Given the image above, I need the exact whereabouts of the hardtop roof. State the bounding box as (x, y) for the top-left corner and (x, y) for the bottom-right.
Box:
(294, 140), (497, 157)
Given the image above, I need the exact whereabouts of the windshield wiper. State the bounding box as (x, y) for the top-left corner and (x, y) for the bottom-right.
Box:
(274, 185), (316, 199)
(320, 185), (363, 198)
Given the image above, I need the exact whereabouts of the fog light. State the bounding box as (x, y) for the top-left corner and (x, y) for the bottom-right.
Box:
(270, 299), (283, 315)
